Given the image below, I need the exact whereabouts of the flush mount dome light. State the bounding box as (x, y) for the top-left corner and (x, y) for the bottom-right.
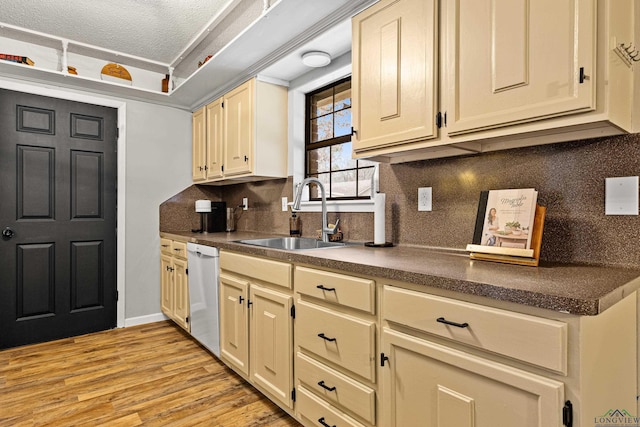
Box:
(302, 51), (331, 67)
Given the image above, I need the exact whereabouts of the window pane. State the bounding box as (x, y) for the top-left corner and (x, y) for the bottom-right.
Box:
(311, 88), (333, 118)
(358, 167), (376, 197)
(309, 173), (330, 199)
(308, 146), (330, 174)
(330, 170), (357, 198)
(331, 142), (356, 171)
(334, 81), (351, 110)
(311, 115), (333, 143)
(334, 108), (351, 138)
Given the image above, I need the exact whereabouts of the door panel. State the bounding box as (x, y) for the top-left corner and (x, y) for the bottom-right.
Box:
(0, 88), (117, 349)
(16, 243), (55, 319)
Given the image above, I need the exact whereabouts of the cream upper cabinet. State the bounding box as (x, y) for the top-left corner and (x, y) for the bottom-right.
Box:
(352, 0), (635, 163)
(352, 0), (438, 154)
(191, 77), (288, 183)
(191, 106), (206, 182)
(223, 79), (254, 177)
(205, 97), (224, 180)
(444, 0), (594, 135)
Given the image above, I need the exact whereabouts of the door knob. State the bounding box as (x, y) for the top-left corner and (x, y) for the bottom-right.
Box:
(2, 227), (15, 239)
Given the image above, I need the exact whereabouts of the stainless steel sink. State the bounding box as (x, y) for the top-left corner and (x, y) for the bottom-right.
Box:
(235, 237), (351, 250)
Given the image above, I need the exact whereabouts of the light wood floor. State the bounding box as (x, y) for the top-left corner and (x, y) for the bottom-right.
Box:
(0, 321), (301, 426)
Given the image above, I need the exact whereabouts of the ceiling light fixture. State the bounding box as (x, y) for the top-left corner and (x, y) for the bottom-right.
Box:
(301, 51), (331, 68)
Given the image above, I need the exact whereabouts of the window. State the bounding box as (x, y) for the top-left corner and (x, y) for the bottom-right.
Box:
(305, 77), (376, 200)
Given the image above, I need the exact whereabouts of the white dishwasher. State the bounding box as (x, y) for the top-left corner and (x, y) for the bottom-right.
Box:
(186, 243), (220, 357)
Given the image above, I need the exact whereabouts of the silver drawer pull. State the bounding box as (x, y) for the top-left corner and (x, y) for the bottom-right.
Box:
(437, 317), (469, 328)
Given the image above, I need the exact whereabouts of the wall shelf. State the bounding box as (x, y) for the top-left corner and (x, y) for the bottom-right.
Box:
(0, 0), (376, 111)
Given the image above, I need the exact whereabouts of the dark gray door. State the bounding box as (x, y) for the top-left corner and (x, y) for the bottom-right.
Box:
(0, 89), (117, 349)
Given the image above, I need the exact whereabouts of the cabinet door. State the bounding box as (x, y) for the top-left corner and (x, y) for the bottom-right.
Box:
(224, 79), (254, 176)
(160, 254), (173, 318)
(173, 258), (189, 332)
(381, 328), (564, 427)
(205, 97), (224, 179)
(352, 0), (438, 153)
(444, 0), (594, 135)
(220, 272), (250, 375)
(250, 285), (293, 409)
(192, 106), (206, 181)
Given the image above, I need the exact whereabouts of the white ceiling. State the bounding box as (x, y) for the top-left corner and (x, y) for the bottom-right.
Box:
(0, 0), (234, 64)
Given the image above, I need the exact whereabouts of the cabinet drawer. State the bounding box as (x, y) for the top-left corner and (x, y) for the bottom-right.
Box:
(220, 251), (292, 289)
(160, 238), (173, 255)
(171, 240), (188, 259)
(296, 352), (375, 425)
(297, 385), (366, 427)
(383, 286), (567, 373)
(295, 266), (375, 314)
(296, 300), (375, 382)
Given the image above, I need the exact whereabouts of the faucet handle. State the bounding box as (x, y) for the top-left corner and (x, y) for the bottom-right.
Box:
(329, 218), (340, 233)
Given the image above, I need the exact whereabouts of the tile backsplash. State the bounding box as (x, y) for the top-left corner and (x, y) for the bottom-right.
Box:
(160, 133), (640, 268)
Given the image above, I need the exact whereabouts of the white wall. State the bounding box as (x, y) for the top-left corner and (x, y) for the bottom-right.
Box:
(124, 100), (191, 320)
(125, 101), (191, 323)
(0, 75), (192, 326)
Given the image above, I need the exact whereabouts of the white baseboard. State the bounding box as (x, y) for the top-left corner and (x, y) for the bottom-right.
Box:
(124, 312), (169, 328)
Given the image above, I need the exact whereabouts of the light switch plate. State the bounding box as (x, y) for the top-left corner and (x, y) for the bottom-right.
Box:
(605, 176), (639, 215)
(242, 197), (248, 211)
(281, 197), (288, 212)
(418, 187), (432, 211)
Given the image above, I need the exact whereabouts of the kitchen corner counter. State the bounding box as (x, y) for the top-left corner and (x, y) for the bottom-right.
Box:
(161, 231), (640, 316)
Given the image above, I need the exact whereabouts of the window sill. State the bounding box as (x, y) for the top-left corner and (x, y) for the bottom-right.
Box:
(294, 199), (375, 213)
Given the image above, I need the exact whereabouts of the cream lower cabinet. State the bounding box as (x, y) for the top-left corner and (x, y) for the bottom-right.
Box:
(219, 251), (294, 409)
(160, 238), (189, 331)
(381, 284), (638, 427)
(381, 329), (564, 426)
(294, 266), (377, 427)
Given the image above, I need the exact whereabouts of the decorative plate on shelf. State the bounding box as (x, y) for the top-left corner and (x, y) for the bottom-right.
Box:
(100, 63), (132, 85)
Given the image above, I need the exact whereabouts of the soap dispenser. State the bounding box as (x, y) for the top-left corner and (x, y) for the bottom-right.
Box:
(289, 211), (301, 237)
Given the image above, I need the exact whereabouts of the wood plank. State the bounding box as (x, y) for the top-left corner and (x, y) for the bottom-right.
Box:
(0, 321), (300, 426)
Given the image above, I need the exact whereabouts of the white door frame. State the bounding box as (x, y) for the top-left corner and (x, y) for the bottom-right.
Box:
(0, 77), (127, 328)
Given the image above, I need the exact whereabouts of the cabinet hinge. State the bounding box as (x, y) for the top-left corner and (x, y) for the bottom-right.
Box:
(562, 401), (572, 427)
(221, 101), (224, 108)
(221, 165), (224, 172)
(115, 290), (119, 301)
(290, 304), (295, 319)
(435, 112), (443, 128)
(185, 268), (188, 276)
(291, 388), (296, 402)
(185, 316), (189, 323)
(380, 352), (389, 367)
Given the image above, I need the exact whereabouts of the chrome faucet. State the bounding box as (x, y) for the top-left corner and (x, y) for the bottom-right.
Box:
(292, 177), (339, 242)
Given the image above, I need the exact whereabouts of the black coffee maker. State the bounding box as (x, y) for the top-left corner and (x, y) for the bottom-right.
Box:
(195, 200), (226, 233)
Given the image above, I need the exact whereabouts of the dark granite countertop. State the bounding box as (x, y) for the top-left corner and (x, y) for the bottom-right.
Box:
(161, 230), (640, 316)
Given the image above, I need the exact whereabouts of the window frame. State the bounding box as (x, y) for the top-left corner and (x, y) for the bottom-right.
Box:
(304, 76), (374, 201)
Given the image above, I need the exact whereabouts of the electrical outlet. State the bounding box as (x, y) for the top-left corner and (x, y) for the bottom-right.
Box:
(242, 197), (248, 210)
(418, 187), (432, 211)
(281, 197), (288, 212)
